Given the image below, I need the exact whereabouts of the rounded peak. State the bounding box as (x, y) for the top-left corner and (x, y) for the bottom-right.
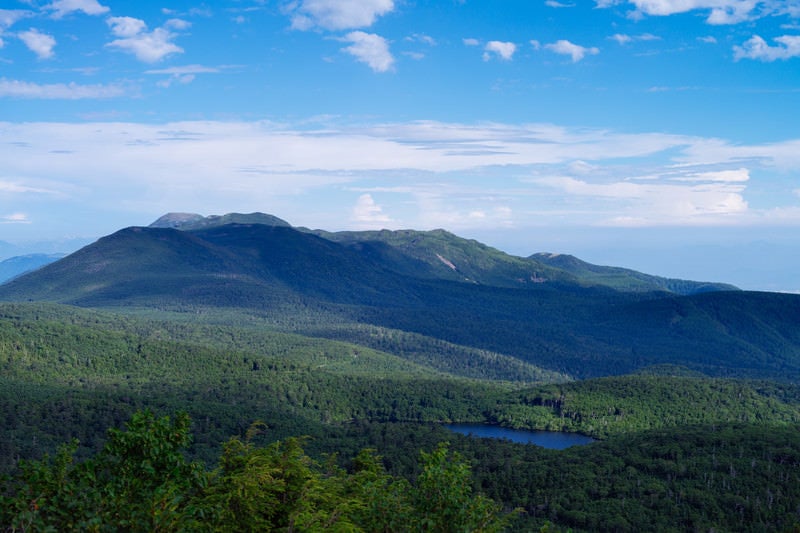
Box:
(149, 212), (292, 231)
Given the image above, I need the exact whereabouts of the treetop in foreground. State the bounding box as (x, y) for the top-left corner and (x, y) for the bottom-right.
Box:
(0, 410), (516, 532)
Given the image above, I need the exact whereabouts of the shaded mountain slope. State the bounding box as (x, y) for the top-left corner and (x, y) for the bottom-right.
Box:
(151, 212), (735, 295)
(313, 228), (576, 288)
(532, 252), (738, 294)
(1, 222), (799, 380)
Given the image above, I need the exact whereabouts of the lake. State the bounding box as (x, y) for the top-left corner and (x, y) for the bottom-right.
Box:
(444, 423), (595, 450)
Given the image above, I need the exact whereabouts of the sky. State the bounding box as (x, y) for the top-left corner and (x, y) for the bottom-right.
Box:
(1, 0), (800, 291)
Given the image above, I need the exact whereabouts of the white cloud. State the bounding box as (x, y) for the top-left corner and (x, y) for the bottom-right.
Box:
(546, 1), (575, 7)
(2, 119), (799, 231)
(603, 0), (785, 25)
(106, 16), (184, 63)
(671, 168), (750, 182)
(611, 33), (633, 44)
(352, 193), (393, 226)
(0, 9), (32, 30)
(531, 173), (749, 225)
(698, 35), (718, 43)
(610, 33), (661, 44)
(483, 41), (516, 61)
(733, 34), (800, 61)
(0, 78), (125, 99)
(0, 179), (58, 194)
(406, 33), (436, 46)
(45, 0), (109, 18)
(145, 65), (220, 76)
(165, 18), (191, 31)
(545, 39), (599, 62)
(463, 38), (480, 47)
(145, 64), (220, 86)
(18, 29), (56, 59)
(341, 31), (394, 72)
(288, 0), (394, 31)
(107, 16), (146, 38)
(1, 213), (30, 224)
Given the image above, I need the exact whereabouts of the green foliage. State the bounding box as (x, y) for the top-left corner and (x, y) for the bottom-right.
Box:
(2, 222), (799, 380)
(489, 375), (800, 438)
(1, 412), (514, 532)
(413, 443), (517, 532)
(0, 410), (206, 532)
(530, 252), (738, 294)
(316, 227), (576, 288)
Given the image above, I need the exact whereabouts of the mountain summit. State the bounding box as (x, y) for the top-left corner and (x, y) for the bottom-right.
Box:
(150, 212), (291, 230)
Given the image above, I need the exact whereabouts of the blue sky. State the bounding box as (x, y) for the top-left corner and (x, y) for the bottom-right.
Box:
(2, 0), (800, 290)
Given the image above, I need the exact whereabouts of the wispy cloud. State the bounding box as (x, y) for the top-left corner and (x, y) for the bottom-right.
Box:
(351, 193), (393, 226)
(545, 39), (599, 62)
(341, 31), (394, 72)
(18, 29), (56, 59)
(603, 0), (767, 25)
(2, 119), (799, 230)
(529, 170), (750, 226)
(406, 33), (436, 46)
(610, 33), (660, 44)
(106, 16), (187, 63)
(145, 64), (222, 87)
(0, 9), (33, 31)
(44, 0), (109, 19)
(288, 0), (394, 31)
(0, 180), (59, 194)
(734, 35), (800, 61)
(0, 78), (125, 99)
(1, 212), (31, 224)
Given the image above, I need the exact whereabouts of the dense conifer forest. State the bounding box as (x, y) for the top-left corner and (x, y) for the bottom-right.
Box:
(2, 217), (800, 530)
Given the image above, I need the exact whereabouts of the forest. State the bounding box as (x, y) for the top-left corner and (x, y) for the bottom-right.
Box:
(2, 302), (800, 531)
(2, 219), (800, 530)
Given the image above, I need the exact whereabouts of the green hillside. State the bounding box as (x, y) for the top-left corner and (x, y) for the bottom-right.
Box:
(3, 305), (800, 532)
(148, 211), (740, 295)
(531, 252), (739, 294)
(2, 215), (800, 532)
(1, 223), (799, 380)
(314, 227), (576, 287)
(490, 374), (800, 438)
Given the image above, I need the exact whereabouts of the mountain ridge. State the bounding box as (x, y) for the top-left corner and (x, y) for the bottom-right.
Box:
(0, 213), (797, 381)
(148, 212), (737, 294)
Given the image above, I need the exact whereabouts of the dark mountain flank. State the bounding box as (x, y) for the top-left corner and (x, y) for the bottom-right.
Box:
(311, 228), (577, 288)
(531, 252), (738, 295)
(1, 213), (798, 380)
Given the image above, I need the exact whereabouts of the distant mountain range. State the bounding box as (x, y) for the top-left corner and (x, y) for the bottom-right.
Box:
(0, 253), (66, 283)
(1, 212), (798, 380)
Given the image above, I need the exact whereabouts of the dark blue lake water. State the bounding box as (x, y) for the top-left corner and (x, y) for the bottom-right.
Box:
(444, 424), (595, 450)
